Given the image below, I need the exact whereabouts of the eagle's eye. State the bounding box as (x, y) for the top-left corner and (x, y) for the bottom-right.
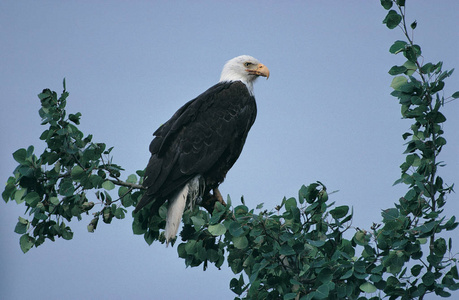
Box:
(244, 62), (253, 68)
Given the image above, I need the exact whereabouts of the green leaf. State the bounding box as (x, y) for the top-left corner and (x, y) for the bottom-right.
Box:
(420, 62), (434, 74)
(280, 244), (295, 256)
(114, 207), (126, 219)
(384, 251), (405, 274)
(354, 261), (367, 274)
(284, 197), (297, 211)
(340, 269), (353, 280)
(314, 283), (331, 299)
(87, 217), (98, 233)
(403, 60), (417, 75)
(234, 205), (248, 215)
(208, 223), (226, 236)
(2, 180), (16, 202)
(228, 221), (245, 237)
(126, 174), (138, 184)
(411, 264), (423, 276)
(380, 0), (393, 10)
(132, 219), (147, 235)
(432, 112), (446, 123)
(389, 40), (407, 54)
(102, 180), (115, 191)
(34, 211), (48, 221)
(404, 45), (419, 63)
(417, 238), (427, 245)
(24, 192), (40, 207)
(422, 271), (435, 286)
(414, 221), (436, 234)
(435, 136), (446, 148)
(318, 268), (333, 283)
(382, 208), (399, 221)
(14, 221), (28, 234)
(383, 10), (402, 29)
(184, 239), (197, 254)
(360, 282), (377, 293)
(452, 91), (459, 98)
(26, 145), (34, 157)
(451, 265), (459, 280)
(298, 184), (308, 204)
(444, 216), (458, 231)
(49, 196), (60, 205)
(354, 231), (369, 246)
(38, 89), (51, 101)
(61, 226), (73, 240)
(230, 275), (244, 296)
(19, 234), (35, 253)
(190, 216), (205, 229)
(388, 65), (407, 75)
(18, 216), (28, 225)
(89, 175), (104, 188)
(59, 179), (75, 196)
(390, 76), (408, 90)
(410, 96), (422, 105)
(102, 206), (113, 223)
(434, 238), (447, 256)
(330, 205), (349, 219)
(307, 239), (325, 247)
(118, 186), (129, 197)
(68, 112), (81, 125)
(13, 148), (27, 164)
(233, 236), (248, 249)
(71, 165), (85, 180)
(14, 188), (26, 204)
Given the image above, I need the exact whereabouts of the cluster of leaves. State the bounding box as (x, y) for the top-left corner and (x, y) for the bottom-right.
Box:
(175, 183), (366, 300)
(2, 81), (145, 253)
(379, 0), (459, 298)
(3, 1), (459, 299)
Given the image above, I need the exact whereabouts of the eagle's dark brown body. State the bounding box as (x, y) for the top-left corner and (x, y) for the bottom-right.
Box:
(134, 80), (257, 215)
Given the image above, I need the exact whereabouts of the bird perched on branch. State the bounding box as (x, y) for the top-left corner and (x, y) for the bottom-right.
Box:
(134, 55), (269, 244)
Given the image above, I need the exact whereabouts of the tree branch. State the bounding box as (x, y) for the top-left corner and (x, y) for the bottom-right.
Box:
(108, 178), (145, 190)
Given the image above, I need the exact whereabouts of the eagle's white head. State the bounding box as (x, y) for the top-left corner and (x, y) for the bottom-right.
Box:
(219, 55), (270, 95)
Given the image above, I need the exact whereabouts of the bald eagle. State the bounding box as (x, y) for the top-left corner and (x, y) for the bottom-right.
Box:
(134, 55), (269, 244)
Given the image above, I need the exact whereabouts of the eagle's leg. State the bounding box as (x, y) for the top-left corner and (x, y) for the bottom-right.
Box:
(213, 188), (226, 206)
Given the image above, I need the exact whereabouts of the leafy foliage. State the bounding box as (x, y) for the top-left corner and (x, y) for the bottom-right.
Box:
(3, 1), (459, 299)
(2, 81), (145, 253)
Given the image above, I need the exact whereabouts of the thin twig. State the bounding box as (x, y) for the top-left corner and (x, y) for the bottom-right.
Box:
(107, 178), (145, 190)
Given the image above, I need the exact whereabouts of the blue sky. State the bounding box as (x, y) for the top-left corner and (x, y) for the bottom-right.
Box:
(1, 1), (458, 299)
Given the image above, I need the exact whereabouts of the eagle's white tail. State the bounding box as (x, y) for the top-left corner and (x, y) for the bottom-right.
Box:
(165, 184), (189, 246)
(164, 176), (202, 246)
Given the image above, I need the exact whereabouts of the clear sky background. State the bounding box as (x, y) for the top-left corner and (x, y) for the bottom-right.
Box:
(1, 1), (458, 299)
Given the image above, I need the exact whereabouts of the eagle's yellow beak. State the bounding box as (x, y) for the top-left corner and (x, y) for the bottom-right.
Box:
(247, 63), (270, 79)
